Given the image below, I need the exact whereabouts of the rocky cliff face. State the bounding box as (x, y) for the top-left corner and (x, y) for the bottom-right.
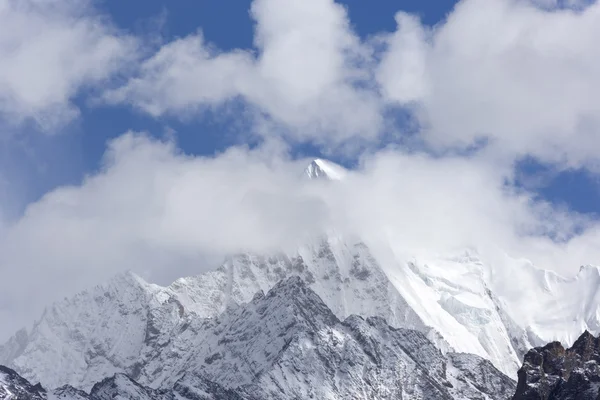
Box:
(134, 276), (516, 399)
(0, 365), (46, 400)
(513, 330), (600, 399)
(1, 278), (516, 400)
(0, 365), (241, 400)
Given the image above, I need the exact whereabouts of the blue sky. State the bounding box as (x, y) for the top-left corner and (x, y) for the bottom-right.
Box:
(7, 0), (598, 220)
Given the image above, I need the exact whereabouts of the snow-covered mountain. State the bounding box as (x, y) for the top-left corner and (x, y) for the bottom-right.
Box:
(1, 159), (600, 395)
(303, 158), (347, 180)
(0, 238), (432, 391)
(0, 278), (516, 399)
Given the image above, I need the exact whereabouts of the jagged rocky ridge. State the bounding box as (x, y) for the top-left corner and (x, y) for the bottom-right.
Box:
(1, 278), (514, 399)
(0, 365), (46, 399)
(513, 330), (600, 399)
(0, 365), (240, 400)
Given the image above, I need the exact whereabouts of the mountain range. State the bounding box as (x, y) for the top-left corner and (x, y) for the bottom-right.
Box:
(1, 277), (515, 399)
(1, 159), (599, 399)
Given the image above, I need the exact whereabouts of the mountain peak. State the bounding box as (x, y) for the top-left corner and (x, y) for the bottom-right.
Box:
(304, 159), (347, 181)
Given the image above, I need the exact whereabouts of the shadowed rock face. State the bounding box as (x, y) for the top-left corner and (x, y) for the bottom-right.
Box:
(513, 331), (600, 399)
(0, 365), (46, 400)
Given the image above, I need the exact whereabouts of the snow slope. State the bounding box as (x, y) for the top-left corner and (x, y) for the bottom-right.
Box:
(0, 272), (165, 390)
(485, 259), (600, 346)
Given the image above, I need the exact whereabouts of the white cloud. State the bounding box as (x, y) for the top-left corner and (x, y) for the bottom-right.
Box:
(0, 0), (138, 131)
(104, 0), (382, 146)
(105, 0), (600, 171)
(104, 34), (255, 116)
(1, 131), (599, 340)
(378, 0), (600, 169)
(377, 12), (429, 104)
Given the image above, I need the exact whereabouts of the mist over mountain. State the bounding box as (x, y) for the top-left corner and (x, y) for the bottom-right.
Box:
(0, 160), (599, 399)
(1, 0), (600, 398)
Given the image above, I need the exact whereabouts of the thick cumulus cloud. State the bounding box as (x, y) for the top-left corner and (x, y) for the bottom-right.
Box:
(0, 133), (328, 337)
(0, 0), (137, 131)
(106, 0), (600, 169)
(104, 0), (382, 146)
(1, 132), (599, 339)
(379, 0), (600, 169)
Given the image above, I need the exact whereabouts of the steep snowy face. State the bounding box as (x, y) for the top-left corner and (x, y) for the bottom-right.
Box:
(486, 260), (600, 347)
(0, 271), (187, 391)
(370, 248), (600, 376)
(377, 251), (536, 376)
(303, 158), (347, 180)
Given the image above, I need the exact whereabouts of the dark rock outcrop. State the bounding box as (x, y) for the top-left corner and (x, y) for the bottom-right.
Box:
(513, 330), (600, 399)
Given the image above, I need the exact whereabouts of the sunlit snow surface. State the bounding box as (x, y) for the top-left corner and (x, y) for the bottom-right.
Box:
(304, 159), (347, 180)
(0, 160), (599, 392)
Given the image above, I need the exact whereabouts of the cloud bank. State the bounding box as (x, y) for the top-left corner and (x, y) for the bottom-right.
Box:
(104, 0), (600, 169)
(1, 0), (600, 340)
(1, 132), (599, 340)
(380, 0), (600, 169)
